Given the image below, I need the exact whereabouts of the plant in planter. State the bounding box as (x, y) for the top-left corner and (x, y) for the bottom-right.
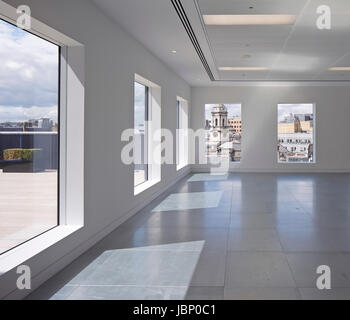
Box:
(2, 148), (43, 172)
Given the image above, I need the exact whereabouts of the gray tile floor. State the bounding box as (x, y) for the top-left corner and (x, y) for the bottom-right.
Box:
(27, 173), (350, 300)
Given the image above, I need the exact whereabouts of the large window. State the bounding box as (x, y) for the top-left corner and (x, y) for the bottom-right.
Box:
(134, 82), (149, 186)
(133, 74), (161, 195)
(0, 19), (59, 255)
(176, 97), (188, 170)
(205, 104), (242, 162)
(278, 103), (315, 163)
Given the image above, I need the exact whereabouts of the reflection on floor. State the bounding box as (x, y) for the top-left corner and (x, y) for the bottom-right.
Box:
(51, 241), (204, 300)
(0, 172), (58, 254)
(187, 173), (229, 182)
(28, 173), (350, 300)
(152, 191), (222, 211)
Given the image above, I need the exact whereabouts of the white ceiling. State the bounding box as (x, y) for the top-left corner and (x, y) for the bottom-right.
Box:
(91, 0), (350, 85)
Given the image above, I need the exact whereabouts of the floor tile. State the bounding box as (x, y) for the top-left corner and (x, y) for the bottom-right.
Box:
(230, 214), (277, 229)
(287, 253), (350, 287)
(186, 287), (224, 300)
(97, 227), (229, 253)
(225, 252), (296, 288)
(66, 246), (203, 288)
(299, 288), (350, 300)
(28, 173), (350, 300)
(49, 285), (79, 300)
(224, 287), (300, 300)
(187, 174), (229, 182)
(278, 228), (350, 252)
(310, 213), (350, 229)
(190, 250), (226, 286)
(144, 211), (231, 229)
(228, 228), (282, 251)
(152, 191), (223, 212)
(66, 285), (187, 300)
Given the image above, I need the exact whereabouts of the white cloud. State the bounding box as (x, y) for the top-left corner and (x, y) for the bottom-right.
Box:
(0, 105), (58, 122)
(278, 104), (314, 122)
(0, 19), (59, 122)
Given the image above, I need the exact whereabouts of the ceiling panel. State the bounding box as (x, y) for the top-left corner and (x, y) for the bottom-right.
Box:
(197, 0), (350, 81)
(197, 0), (308, 15)
(91, 0), (350, 83)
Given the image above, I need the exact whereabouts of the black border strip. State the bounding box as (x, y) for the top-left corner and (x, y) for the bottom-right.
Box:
(170, 0), (215, 81)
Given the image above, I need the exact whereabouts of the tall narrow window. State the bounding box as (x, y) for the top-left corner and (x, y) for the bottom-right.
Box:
(0, 19), (60, 255)
(176, 97), (188, 170)
(278, 103), (315, 163)
(205, 104), (242, 162)
(133, 74), (161, 195)
(176, 100), (180, 166)
(134, 82), (149, 186)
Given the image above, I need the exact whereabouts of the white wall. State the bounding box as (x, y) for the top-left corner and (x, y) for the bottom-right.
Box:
(0, 0), (190, 299)
(191, 85), (350, 172)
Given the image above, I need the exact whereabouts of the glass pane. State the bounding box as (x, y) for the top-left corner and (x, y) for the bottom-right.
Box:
(205, 104), (242, 162)
(278, 104), (314, 163)
(134, 82), (148, 186)
(0, 19), (60, 254)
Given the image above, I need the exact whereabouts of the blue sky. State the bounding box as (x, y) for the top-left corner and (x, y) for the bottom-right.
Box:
(0, 19), (59, 122)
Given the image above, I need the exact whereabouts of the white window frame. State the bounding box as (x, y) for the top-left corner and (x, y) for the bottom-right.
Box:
(133, 81), (150, 187)
(134, 74), (161, 196)
(0, 1), (84, 274)
(176, 96), (189, 171)
(277, 103), (316, 164)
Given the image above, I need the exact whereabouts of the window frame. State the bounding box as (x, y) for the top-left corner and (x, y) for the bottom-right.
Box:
(134, 74), (161, 195)
(0, 17), (61, 255)
(134, 81), (150, 187)
(204, 103), (243, 164)
(176, 96), (189, 171)
(0, 1), (84, 274)
(176, 99), (180, 166)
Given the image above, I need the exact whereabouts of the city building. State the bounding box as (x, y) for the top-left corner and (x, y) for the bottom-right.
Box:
(278, 133), (313, 162)
(206, 104), (230, 154)
(206, 104), (241, 161)
(228, 118), (242, 134)
(278, 111), (314, 162)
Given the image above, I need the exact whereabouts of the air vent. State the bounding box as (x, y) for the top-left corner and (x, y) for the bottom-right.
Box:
(170, 0), (215, 81)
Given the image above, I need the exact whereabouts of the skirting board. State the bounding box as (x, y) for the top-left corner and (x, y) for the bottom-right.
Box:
(191, 166), (350, 173)
(4, 167), (191, 300)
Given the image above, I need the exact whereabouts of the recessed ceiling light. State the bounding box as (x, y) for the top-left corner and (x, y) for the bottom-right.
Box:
(219, 67), (268, 71)
(203, 14), (297, 26)
(171, 50), (177, 54)
(328, 67), (350, 71)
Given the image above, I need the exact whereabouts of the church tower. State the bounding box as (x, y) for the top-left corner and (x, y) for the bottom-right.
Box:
(211, 104), (228, 129)
(207, 104), (230, 155)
